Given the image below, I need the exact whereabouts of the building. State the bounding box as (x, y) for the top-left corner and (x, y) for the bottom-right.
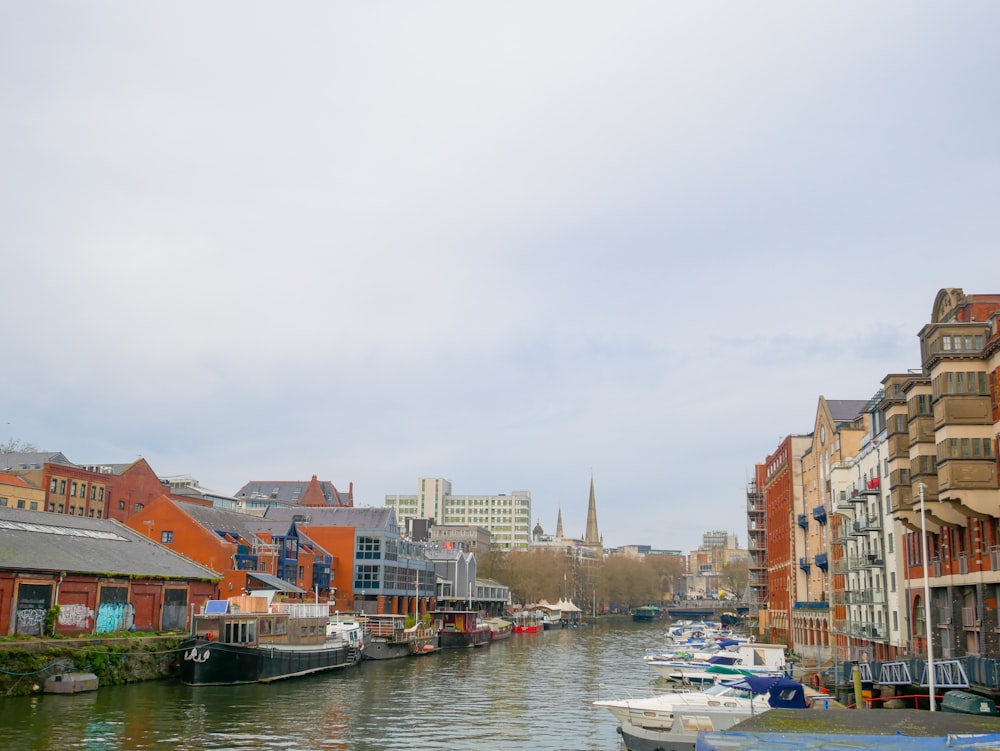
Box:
(162, 475), (241, 511)
(428, 523), (492, 552)
(0, 472), (45, 511)
(386, 478), (531, 551)
(760, 434), (811, 645)
(0, 507), (219, 636)
(891, 289), (1000, 663)
(256, 506), (436, 616)
(796, 396), (870, 664)
(125, 496), (304, 600)
(235, 475), (354, 512)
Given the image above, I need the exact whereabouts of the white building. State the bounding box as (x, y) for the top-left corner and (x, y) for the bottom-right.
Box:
(386, 478), (532, 551)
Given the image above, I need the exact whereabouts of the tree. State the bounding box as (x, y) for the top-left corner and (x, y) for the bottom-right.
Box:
(720, 558), (750, 600)
(0, 438), (37, 454)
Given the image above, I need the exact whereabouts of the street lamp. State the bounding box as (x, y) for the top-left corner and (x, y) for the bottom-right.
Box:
(919, 482), (936, 711)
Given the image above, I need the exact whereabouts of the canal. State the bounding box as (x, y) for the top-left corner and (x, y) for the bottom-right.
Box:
(0, 619), (661, 750)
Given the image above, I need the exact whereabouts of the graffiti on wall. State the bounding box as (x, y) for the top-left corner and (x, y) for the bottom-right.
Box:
(15, 608), (46, 635)
(58, 603), (94, 629)
(95, 602), (135, 633)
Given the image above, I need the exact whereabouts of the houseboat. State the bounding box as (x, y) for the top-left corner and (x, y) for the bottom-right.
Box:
(362, 614), (439, 659)
(485, 616), (513, 641)
(178, 599), (361, 686)
(432, 610), (491, 648)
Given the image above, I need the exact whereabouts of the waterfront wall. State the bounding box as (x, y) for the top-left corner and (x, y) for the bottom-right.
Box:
(0, 635), (182, 696)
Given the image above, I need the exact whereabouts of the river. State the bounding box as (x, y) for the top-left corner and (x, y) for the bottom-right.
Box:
(0, 619), (663, 751)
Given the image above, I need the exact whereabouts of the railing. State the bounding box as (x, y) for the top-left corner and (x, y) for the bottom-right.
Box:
(959, 552), (969, 575)
(932, 558), (942, 577)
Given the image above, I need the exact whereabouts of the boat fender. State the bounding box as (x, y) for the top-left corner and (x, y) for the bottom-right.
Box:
(206, 632), (215, 642)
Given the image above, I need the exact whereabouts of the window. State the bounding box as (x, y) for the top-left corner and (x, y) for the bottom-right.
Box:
(59, 480), (66, 494)
(69, 506), (75, 515)
(118, 501), (126, 510)
(48, 503), (55, 512)
(98, 488), (104, 501)
(16, 500), (25, 509)
(79, 484), (86, 498)
(71, 482), (77, 497)
(161, 531), (174, 543)
(49, 478), (57, 492)
(135, 504), (144, 512)
(58, 504), (64, 513)
(0, 497), (6, 507)
(29, 501), (38, 511)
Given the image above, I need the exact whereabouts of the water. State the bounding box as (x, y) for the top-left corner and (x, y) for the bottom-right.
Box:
(0, 619), (663, 751)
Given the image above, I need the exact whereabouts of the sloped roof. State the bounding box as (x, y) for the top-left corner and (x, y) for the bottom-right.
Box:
(827, 399), (869, 424)
(0, 507), (219, 580)
(247, 572), (306, 593)
(233, 479), (353, 506)
(262, 505), (392, 530)
(0, 452), (74, 471)
(177, 501), (267, 542)
(0, 473), (32, 488)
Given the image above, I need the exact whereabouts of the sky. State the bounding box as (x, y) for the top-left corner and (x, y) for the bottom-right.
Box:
(3, 3), (1000, 553)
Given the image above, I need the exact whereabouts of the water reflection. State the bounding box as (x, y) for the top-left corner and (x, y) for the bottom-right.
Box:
(1, 620), (661, 750)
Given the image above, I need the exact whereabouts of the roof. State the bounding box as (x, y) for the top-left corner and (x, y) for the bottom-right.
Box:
(234, 479), (353, 507)
(0, 473), (32, 488)
(826, 399), (869, 424)
(262, 505), (393, 530)
(246, 571), (306, 593)
(176, 501), (269, 543)
(0, 452), (74, 471)
(0, 507), (220, 580)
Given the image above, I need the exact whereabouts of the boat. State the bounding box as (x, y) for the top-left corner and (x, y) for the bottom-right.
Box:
(43, 672), (99, 694)
(486, 617), (513, 641)
(361, 614), (439, 660)
(597, 675), (809, 751)
(432, 609), (491, 648)
(177, 598), (362, 686)
(512, 611), (541, 634)
(632, 605), (663, 622)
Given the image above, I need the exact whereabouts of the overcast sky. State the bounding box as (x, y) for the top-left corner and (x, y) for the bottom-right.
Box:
(3, 3), (999, 552)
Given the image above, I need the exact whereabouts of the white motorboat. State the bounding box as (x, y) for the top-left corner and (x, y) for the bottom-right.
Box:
(596, 676), (809, 751)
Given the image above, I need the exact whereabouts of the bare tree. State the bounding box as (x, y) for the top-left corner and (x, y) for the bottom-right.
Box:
(0, 438), (37, 454)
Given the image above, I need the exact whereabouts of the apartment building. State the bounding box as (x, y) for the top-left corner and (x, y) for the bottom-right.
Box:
(888, 289), (1000, 661)
(386, 478), (532, 551)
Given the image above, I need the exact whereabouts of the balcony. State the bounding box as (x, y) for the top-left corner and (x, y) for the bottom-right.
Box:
(814, 552), (829, 571)
(886, 432), (909, 461)
(799, 557), (811, 574)
(812, 505), (828, 525)
(863, 477), (881, 494)
(797, 514), (809, 531)
(864, 553), (884, 569)
(862, 514), (882, 532)
(835, 491), (855, 514)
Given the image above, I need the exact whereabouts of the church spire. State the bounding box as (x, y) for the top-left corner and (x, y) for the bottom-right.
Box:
(556, 507), (564, 539)
(585, 473), (600, 544)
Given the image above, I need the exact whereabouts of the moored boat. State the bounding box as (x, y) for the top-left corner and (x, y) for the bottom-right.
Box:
(362, 614), (439, 659)
(486, 617), (513, 641)
(632, 605), (663, 622)
(597, 675), (809, 751)
(432, 609), (491, 648)
(178, 598), (361, 686)
(512, 611), (541, 634)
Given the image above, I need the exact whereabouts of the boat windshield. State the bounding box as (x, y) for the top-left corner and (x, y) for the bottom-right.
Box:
(702, 684), (753, 699)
